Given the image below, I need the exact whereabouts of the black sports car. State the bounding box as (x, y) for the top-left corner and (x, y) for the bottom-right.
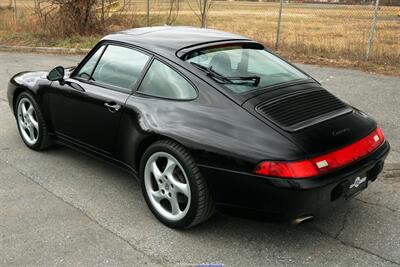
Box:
(7, 26), (390, 228)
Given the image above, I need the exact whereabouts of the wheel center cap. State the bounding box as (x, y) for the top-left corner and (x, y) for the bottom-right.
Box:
(165, 183), (170, 190)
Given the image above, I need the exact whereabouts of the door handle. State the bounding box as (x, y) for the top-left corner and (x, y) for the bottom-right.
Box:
(104, 102), (121, 112)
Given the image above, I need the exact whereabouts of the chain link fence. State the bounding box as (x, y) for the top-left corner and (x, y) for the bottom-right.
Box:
(270, 1), (399, 64)
(1, 0), (399, 66)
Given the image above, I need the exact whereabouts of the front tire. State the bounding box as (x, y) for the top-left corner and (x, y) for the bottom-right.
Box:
(15, 92), (51, 150)
(140, 140), (214, 229)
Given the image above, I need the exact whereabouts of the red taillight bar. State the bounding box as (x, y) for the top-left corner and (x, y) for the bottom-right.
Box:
(254, 127), (385, 179)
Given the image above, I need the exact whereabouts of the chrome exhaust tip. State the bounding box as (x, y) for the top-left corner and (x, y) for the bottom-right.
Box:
(291, 215), (314, 225)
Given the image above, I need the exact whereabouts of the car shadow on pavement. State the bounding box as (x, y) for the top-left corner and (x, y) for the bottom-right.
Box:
(3, 139), (399, 265)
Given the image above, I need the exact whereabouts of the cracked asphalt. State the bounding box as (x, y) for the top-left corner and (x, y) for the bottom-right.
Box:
(0, 52), (399, 266)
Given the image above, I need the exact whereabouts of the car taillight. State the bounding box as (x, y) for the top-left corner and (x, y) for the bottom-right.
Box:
(254, 127), (385, 179)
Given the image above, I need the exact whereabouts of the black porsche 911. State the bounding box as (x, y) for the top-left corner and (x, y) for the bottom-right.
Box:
(7, 26), (389, 228)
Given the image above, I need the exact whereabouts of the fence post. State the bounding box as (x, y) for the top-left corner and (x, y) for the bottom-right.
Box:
(146, 0), (150, 27)
(365, 0), (380, 61)
(12, 0), (18, 26)
(101, 0), (105, 27)
(275, 0), (284, 50)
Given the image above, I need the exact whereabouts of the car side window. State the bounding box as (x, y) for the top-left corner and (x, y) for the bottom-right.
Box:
(76, 45), (105, 79)
(91, 45), (150, 90)
(138, 59), (197, 100)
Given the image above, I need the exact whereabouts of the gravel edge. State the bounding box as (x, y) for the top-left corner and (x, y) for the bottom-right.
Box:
(0, 45), (90, 55)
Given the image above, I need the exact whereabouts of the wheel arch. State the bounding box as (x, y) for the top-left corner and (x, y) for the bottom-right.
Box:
(134, 134), (189, 172)
(12, 86), (43, 114)
(12, 87), (29, 115)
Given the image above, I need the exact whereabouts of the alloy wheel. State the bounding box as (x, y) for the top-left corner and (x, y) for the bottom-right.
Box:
(144, 152), (191, 221)
(17, 98), (39, 145)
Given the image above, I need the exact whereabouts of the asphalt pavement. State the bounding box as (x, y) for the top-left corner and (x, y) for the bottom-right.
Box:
(1, 52), (400, 266)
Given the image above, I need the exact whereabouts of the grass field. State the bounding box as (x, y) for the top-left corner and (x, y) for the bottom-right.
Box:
(0, 1), (399, 74)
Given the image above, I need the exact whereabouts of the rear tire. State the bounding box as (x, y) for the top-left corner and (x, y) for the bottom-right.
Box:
(15, 92), (51, 150)
(140, 140), (214, 229)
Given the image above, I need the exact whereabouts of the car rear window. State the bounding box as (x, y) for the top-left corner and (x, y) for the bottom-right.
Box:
(183, 45), (308, 93)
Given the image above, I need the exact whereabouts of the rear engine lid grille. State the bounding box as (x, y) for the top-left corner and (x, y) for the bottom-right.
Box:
(256, 89), (352, 132)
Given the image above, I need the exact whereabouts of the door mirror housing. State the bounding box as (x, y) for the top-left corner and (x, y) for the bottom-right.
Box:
(47, 66), (65, 82)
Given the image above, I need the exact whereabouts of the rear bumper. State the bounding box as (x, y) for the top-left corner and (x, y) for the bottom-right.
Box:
(199, 141), (390, 222)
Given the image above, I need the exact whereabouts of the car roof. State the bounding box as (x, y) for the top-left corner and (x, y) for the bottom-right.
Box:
(102, 26), (249, 57)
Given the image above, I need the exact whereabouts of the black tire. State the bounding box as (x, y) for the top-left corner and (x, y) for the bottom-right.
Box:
(140, 140), (214, 229)
(15, 91), (52, 150)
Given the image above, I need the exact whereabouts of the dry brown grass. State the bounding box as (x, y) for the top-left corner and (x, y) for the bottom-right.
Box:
(0, 0), (399, 73)
(121, 1), (400, 69)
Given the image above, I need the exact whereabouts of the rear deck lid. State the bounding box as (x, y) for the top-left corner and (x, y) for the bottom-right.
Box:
(243, 84), (377, 157)
(255, 88), (352, 132)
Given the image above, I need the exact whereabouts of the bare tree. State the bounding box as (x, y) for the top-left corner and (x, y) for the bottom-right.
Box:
(34, 0), (136, 36)
(98, 0), (131, 27)
(109, 0), (142, 29)
(187, 0), (213, 28)
(165, 0), (180, 25)
(34, 0), (99, 36)
(59, 0), (98, 34)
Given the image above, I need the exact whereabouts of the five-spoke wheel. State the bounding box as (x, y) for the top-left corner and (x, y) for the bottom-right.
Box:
(144, 152), (191, 221)
(17, 98), (39, 145)
(15, 92), (51, 150)
(140, 140), (214, 229)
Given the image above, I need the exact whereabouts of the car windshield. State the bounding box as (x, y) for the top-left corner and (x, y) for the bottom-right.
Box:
(183, 45), (309, 93)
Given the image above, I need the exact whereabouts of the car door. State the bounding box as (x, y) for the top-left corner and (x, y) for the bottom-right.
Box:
(49, 43), (150, 155)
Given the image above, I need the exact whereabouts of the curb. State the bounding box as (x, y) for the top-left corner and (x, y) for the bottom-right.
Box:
(0, 45), (90, 55)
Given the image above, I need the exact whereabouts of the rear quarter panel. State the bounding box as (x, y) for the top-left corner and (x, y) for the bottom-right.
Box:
(116, 71), (305, 173)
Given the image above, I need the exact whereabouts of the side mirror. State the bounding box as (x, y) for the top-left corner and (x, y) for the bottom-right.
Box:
(47, 66), (65, 82)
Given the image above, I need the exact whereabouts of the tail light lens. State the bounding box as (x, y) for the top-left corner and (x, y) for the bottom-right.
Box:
(254, 127), (385, 179)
